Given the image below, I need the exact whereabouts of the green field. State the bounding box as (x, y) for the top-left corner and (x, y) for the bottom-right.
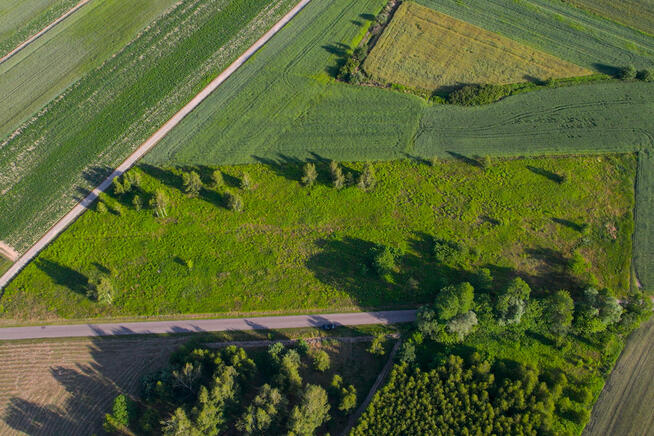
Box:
(363, 2), (591, 92)
(0, 0), (78, 58)
(562, 0), (654, 36)
(417, 0), (654, 72)
(0, 156), (635, 321)
(0, 0), (180, 139)
(0, 0), (298, 254)
(633, 151), (654, 290)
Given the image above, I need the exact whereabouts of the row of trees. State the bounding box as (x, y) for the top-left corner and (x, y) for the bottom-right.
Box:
(301, 161), (376, 191)
(105, 340), (360, 435)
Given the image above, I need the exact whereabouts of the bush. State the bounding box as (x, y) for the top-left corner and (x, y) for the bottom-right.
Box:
(368, 334), (386, 356)
(132, 195), (142, 211)
(338, 385), (357, 413)
(447, 84), (512, 106)
(569, 251), (590, 276)
(433, 239), (466, 265)
(617, 65), (637, 80)
(372, 245), (400, 276)
(211, 169), (224, 187)
(295, 339), (310, 355)
(357, 163), (376, 191)
(637, 69), (653, 82)
(310, 349), (330, 372)
(329, 161), (345, 189)
(301, 163), (318, 187)
(226, 192), (243, 212)
(182, 171), (202, 197)
(240, 173), (252, 190)
(96, 201), (108, 213)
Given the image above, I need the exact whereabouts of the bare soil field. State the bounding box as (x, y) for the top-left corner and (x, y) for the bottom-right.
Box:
(0, 336), (185, 435)
(584, 319), (654, 436)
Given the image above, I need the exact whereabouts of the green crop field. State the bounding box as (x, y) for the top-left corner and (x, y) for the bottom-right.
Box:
(0, 0), (78, 58)
(583, 320), (654, 435)
(416, 0), (654, 72)
(363, 2), (591, 92)
(0, 156), (635, 321)
(633, 151), (654, 290)
(0, 0), (180, 140)
(562, 0), (654, 36)
(0, 0), (298, 254)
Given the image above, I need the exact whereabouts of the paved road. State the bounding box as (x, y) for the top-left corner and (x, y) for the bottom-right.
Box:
(0, 0), (92, 66)
(0, 310), (417, 340)
(0, 0), (312, 291)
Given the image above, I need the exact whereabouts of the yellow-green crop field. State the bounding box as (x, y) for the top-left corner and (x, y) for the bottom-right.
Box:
(363, 2), (591, 91)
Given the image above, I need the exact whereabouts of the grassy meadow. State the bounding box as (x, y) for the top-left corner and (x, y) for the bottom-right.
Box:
(0, 0), (78, 58)
(417, 0), (654, 72)
(0, 0), (298, 253)
(363, 2), (591, 92)
(0, 156), (635, 321)
(0, 0), (180, 139)
(562, 0), (654, 35)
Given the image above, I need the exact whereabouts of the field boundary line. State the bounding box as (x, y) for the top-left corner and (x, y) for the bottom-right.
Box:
(0, 0), (93, 66)
(0, 0), (312, 292)
(342, 338), (401, 435)
(0, 310), (417, 340)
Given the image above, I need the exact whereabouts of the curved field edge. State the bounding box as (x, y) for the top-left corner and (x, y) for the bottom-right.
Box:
(0, 0), (182, 140)
(0, 0), (79, 58)
(0, 0), (299, 254)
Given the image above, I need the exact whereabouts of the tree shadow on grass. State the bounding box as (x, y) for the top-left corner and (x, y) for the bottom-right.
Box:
(526, 165), (565, 183)
(322, 42), (350, 78)
(253, 153), (346, 188)
(446, 151), (483, 168)
(36, 259), (88, 295)
(552, 218), (586, 232)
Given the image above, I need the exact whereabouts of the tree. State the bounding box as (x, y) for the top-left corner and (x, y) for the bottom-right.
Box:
(474, 268), (493, 290)
(287, 384), (330, 436)
(295, 339), (310, 355)
(240, 173), (252, 190)
(279, 349), (302, 389)
(357, 163), (376, 191)
(267, 342), (285, 367)
(574, 288), (623, 334)
(113, 179), (125, 195)
(96, 201), (108, 214)
(310, 349), (330, 372)
(162, 408), (194, 436)
(618, 65), (637, 79)
(456, 282), (474, 313)
(372, 245), (398, 276)
(87, 275), (114, 304)
(433, 239), (466, 265)
(226, 192), (243, 212)
(329, 161), (345, 189)
(433, 285), (460, 321)
(496, 278), (531, 324)
(338, 385), (357, 413)
(103, 394), (131, 433)
(151, 189), (169, 217)
(398, 341), (416, 364)
(446, 311), (478, 341)
(416, 306), (441, 340)
(132, 195), (142, 211)
(211, 170), (224, 188)
(237, 384), (285, 435)
(546, 290), (574, 337)
(121, 176), (132, 193)
(301, 163), (318, 187)
(368, 334), (386, 356)
(183, 171), (202, 197)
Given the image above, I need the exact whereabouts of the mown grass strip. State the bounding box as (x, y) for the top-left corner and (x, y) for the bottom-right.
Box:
(0, 0), (298, 253)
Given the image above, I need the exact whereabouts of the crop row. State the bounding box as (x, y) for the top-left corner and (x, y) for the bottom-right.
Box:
(0, 0), (298, 253)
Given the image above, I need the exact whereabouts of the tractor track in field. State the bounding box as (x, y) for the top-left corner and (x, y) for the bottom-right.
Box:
(0, 0), (312, 292)
(0, 0), (92, 66)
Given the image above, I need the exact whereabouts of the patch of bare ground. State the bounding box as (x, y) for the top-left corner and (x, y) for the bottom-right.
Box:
(0, 336), (186, 435)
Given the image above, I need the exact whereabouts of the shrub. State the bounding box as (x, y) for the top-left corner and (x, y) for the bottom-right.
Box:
(240, 173), (252, 190)
(150, 190), (169, 218)
(446, 311), (478, 341)
(287, 385), (330, 435)
(295, 339), (310, 355)
(398, 341), (416, 364)
(329, 161), (345, 189)
(103, 394), (131, 432)
(357, 163), (376, 191)
(226, 192), (243, 212)
(617, 65), (637, 79)
(96, 201), (108, 213)
(211, 169), (224, 187)
(337, 57), (360, 82)
(637, 69), (653, 82)
(301, 163), (318, 187)
(372, 245), (399, 276)
(113, 179), (125, 196)
(447, 84), (511, 105)
(132, 195), (142, 211)
(338, 385), (357, 413)
(433, 239), (466, 265)
(474, 268), (493, 290)
(569, 251), (590, 276)
(368, 334), (386, 356)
